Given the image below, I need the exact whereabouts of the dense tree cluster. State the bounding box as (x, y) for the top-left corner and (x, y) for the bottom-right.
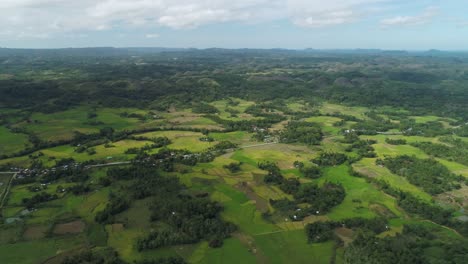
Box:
(412, 138), (468, 166)
(137, 195), (236, 251)
(94, 194), (130, 224)
(61, 248), (125, 264)
(66, 184), (91, 195)
(192, 103), (219, 114)
(206, 114), (285, 132)
(22, 192), (58, 209)
(223, 162), (242, 173)
(103, 165), (236, 251)
(342, 133), (376, 158)
(385, 138), (407, 145)
(379, 155), (463, 194)
(299, 165), (322, 179)
(344, 225), (468, 264)
(313, 152), (348, 166)
(351, 112), (397, 134)
(258, 161), (345, 220)
(400, 120), (449, 137)
(371, 179), (468, 236)
(293, 182), (346, 216)
(306, 217), (387, 243)
(279, 121), (323, 145)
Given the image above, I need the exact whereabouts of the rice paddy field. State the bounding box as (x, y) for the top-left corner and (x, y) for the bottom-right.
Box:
(1, 99), (467, 264)
(0, 126), (31, 156)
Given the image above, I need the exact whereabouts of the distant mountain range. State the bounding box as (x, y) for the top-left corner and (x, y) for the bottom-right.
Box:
(0, 47), (467, 57)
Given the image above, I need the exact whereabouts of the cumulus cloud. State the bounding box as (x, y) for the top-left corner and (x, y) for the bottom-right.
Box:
(380, 6), (438, 28)
(0, 0), (436, 39)
(287, 0), (383, 28)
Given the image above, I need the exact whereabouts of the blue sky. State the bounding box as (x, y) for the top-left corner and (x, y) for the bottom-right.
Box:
(0, 0), (467, 50)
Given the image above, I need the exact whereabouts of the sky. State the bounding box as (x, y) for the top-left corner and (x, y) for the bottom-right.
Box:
(0, 0), (467, 50)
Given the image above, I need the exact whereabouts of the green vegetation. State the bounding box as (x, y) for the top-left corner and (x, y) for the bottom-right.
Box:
(1, 49), (468, 263)
(379, 155), (463, 195)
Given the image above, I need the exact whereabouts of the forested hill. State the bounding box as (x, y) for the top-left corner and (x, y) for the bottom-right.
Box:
(2, 49), (468, 264)
(1, 49), (468, 120)
(1, 47), (468, 57)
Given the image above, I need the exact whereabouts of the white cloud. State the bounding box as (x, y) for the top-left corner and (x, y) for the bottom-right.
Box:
(380, 6), (438, 27)
(287, 0), (383, 28)
(145, 33), (160, 39)
(0, 0), (443, 39)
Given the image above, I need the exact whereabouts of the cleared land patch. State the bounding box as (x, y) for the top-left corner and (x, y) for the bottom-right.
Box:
(53, 220), (86, 235)
(0, 126), (31, 156)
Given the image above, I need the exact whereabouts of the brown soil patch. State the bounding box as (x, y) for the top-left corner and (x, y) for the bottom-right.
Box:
(111, 223), (124, 232)
(232, 232), (269, 264)
(236, 182), (269, 212)
(42, 246), (87, 264)
(302, 215), (330, 225)
(353, 165), (378, 178)
(436, 184), (468, 209)
(370, 203), (397, 218)
(270, 120), (289, 132)
(252, 173), (264, 185)
(23, 225), (47, 240)
(335, 227), (354, 246)
(53, 220), (86, 235)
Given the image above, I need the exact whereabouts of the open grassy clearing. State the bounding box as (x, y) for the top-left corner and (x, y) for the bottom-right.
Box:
(41, 139), (149, 163)
(210, 98), (255, 112)
(317, 103), (369, 119)
(2, 206), (23, 219)
(209, 131), (254, 145)
(436, 159), (468, 177)
(209, 99), (258, 121)
(52, 220), (86, 235)
(0, 126), (31, 156)
(409, 115), (456, 124)
(361, 134), (468, 177)
(14, 107), (155, 142)
(75, 186), (111, 222)
(361, 134), (442, 144)
(0, 139), (151, 167)
(372, 143), (429, 158)
(320, 136), (347, 153)
(436, 185), (468, 210)
(26, 196), (88, 226)
(353, 158), (432, 201)
(161, 109), (224, 129)
(231, 143), (317, 171)
(0, 173), (13, 201)
(7, 181), (75, 207)
(304, 116), (343, 135)
(286, 101), (311, 112)
(5, 188), (87, 226)
(0, 235), (86, 264)
(0, 224), (23, 244)
(254, 230), (335, 264)
(212, 184), (279, 236)
(190, 238), (257, 264)
(317, 165), (403, 220)
(0, 155), (31, 168)
(138, 130), (215, 152)
(106, 220), (199, 263)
